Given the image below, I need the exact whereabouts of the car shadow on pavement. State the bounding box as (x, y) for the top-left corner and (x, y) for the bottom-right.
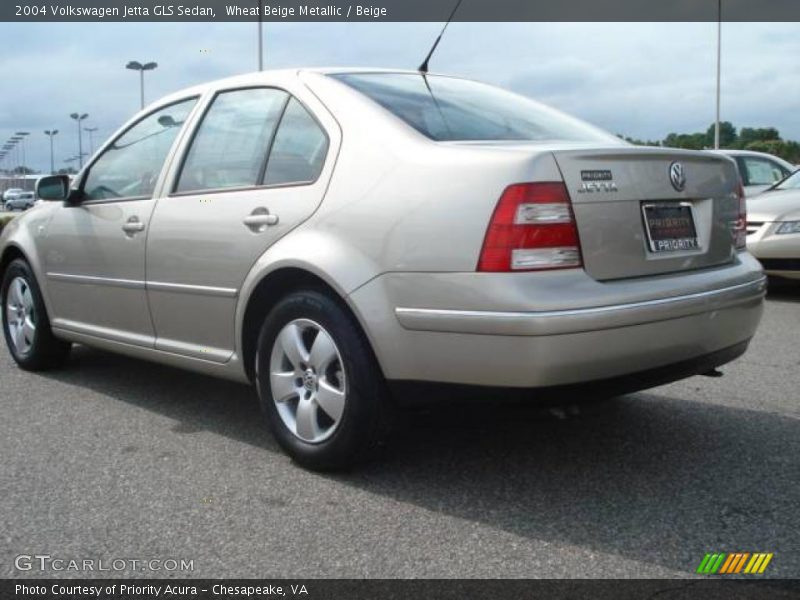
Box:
(766, 277), (800, 303)
(37, 345), (800, 577)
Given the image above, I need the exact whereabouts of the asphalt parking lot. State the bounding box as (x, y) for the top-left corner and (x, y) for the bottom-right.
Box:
(0, 282), (798, 579)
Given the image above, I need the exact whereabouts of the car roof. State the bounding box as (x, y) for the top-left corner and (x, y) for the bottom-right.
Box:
(709, 148), (795, 169)
(712, 149), (784, 159)
(150, 67), (449, 107)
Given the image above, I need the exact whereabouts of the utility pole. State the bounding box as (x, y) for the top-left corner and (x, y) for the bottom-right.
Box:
(714, 0), (722, 149)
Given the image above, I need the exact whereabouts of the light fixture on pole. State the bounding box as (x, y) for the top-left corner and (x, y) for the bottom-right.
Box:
(70, 113), (89, 168)
(126, 61), (158, 109)
(15, 132), (29, 173)
(44, 130), (59, 174)
(9, 137), (21, 174)
(84, 126), (98, 155)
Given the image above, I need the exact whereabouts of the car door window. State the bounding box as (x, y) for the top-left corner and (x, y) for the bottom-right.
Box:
(176, 88), (288, 193)
(263, 98), (329, 186)
(82, 98), (196, 201)
(741, 157), (788, 186)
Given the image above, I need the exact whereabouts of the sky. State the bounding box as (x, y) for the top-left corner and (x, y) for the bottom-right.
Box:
(1, 21), (798, 173)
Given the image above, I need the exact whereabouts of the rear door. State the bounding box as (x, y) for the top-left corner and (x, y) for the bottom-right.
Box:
(553, 148), (740, 281)
(145, 86), (334, 362)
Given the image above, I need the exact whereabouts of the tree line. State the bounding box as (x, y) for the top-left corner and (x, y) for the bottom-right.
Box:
(620, 122), (800, 163)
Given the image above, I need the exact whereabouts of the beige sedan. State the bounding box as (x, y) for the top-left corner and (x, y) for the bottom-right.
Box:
(747, 170), (800, 280)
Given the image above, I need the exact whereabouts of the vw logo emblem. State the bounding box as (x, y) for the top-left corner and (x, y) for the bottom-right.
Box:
(669, 162), (687, 192)
(302, 369), (317, 391)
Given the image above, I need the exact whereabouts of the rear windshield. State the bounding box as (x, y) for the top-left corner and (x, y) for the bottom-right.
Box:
(330, 72), (619, 144)
(774, 169), (800, 190)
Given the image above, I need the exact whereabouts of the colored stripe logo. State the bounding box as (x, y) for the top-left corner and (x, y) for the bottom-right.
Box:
(696, 552), (773, 574)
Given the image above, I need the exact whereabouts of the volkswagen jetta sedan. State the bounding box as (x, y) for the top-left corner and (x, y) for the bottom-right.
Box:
(1, 69), (766, 469)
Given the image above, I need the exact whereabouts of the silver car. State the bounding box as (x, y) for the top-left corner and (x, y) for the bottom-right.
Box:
(1, 69), (765, 469)
(4, 191), (36, 211)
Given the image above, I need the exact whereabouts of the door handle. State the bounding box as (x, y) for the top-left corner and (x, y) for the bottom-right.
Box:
(122, 216), (146, 235)
(243, 207), (279, 232)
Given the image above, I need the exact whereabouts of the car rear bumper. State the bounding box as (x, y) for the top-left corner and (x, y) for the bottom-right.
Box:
(348, 253), (765, 389)
(394, 277), (765, 336)
(389, 340), (751, 405)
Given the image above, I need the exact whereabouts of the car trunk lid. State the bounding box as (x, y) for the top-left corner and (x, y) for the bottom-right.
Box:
(552, 147), (740, 281)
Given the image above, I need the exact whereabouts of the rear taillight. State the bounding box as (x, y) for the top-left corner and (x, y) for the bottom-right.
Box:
(477, 182), (583, 272)
(733, 180), (747, 250)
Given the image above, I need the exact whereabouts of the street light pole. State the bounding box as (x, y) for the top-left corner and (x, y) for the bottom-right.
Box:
(15, 132), (29, 173)
(126, 61), (158, 109)
(258, 0), (264, 71)
(84, 127), (98, 155)
(44, 130), (59, 174)
(714, 0), (722, 149)
(70, 113), (89, 169)
(9, 138), (21, 175)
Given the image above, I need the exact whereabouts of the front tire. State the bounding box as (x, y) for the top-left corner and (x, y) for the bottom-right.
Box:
(1, 258), (71, 370)
(255, 289), (392, 471)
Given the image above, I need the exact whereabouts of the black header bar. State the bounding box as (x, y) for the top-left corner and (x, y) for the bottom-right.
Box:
(4, 0), (800, 23)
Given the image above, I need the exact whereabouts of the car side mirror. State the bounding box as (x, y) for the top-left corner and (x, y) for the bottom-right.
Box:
(36, 175), (71, 201)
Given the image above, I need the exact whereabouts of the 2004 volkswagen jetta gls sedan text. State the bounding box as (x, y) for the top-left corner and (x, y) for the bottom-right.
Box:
(0, 69), (766, 470)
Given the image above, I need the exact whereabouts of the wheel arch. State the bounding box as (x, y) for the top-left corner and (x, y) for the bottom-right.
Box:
(238, 265), (382, 383)
(0, 243), (28, 278)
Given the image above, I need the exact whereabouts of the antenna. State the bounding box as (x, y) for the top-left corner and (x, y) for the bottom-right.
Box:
(418, 0), (464, 73)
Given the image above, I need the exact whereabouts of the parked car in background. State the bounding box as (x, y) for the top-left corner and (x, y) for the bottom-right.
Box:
(4, 191), (36, 211)
(1, 69), (766, 470)
(747, 169), (800, 280)
(2, 188), (24, 203)
(711, 149), (795, 197)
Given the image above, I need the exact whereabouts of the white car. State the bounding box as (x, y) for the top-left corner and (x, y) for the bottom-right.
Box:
(4, 191), (36, 211)
(747, 170), (800, 280)
(2, 188), (24, 203)
(710, 150), (795, 197)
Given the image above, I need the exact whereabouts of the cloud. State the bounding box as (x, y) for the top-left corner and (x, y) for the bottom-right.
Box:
(0, 21), (798, 172)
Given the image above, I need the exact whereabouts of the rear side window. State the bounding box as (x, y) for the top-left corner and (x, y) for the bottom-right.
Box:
(83, 98), (196, 201)
(331, 72), (619, 143)
(737, 157), (790, 186)
(263, 98), (328, 186)
(176, 88), (288, 193)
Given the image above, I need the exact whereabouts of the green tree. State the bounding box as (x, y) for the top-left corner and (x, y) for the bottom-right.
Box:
(706, 121), (737, 147)
(738, 127), (781, 146)
(664, 132), (709, 150)
(744, 140), (800, 164)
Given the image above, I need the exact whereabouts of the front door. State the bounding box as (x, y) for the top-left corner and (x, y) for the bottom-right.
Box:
(42, 98), (198, 346)
(145, 88), (333, 361)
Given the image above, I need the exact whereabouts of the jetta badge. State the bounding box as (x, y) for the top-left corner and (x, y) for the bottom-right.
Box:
(669, 162), (687, 192)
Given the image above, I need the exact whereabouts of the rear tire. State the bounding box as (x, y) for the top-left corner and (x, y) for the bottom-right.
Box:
(255, 289), (392, 471)
(2, 258), (71, 370)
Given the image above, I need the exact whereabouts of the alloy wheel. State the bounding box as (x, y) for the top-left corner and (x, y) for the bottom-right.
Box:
(5, 276), (36, 355)
(269, 318), (347, 443)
